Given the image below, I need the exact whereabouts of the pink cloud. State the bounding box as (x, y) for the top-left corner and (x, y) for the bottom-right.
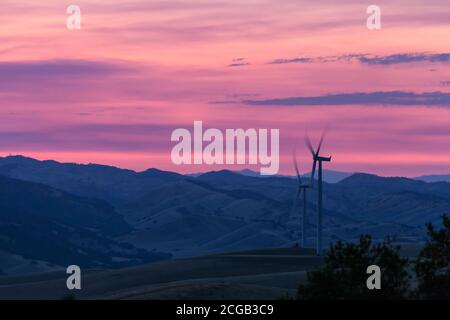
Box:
(0, 0), (449, 177)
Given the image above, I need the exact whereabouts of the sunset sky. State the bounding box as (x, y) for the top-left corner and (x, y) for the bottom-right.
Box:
(0, 0), (449, 176)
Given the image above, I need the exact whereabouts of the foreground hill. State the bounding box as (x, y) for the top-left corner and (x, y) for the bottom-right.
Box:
(0, 247), (321, 299)
(0, 244), (423, 300)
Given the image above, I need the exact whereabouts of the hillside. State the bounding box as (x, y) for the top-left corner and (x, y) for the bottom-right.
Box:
(0, 247), (322, 299)
(119, 179), (292, 257)
(0, 155), (448, 268)
(325, 173), (450, 225)
(0, 174), (170, 273)
(0, 155), (183, 205)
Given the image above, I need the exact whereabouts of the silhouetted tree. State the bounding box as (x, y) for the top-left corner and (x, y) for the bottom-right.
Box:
(297, 235), (410, 299)
(415, 214), (450, 300)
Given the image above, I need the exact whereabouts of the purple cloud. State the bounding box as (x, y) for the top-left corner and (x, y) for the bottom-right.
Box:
(358, 53), (450, 65)
(0, 59), (133, 77)
(243, 91), (450, 107)
(227, 58), (250, 67)
(266, 53), (450, 66)
(267, 57), (314, 64)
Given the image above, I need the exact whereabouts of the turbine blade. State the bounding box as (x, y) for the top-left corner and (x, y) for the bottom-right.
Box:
(305, 131), (315, 156)
(316, 126), (329, 155)
(310, 160), (317, 187)
(293, 151), (303, 185)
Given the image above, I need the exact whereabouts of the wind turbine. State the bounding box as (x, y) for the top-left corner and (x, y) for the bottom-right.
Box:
(293, 152), (311, 248)
(305, 129), (331, 256)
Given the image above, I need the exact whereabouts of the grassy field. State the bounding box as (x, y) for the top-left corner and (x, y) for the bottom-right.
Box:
(0, 243), (424, 300)
(0, 247), (322, 300)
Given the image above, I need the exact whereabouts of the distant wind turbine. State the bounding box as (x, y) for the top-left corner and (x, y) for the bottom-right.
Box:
(305, 128), (331, 256)
(293, 151), (311, 248)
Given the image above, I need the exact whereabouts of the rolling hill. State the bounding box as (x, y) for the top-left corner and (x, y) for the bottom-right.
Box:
(0, 155), (448, 273)
(325, 173), (450, 226)
(415, 173), (450, 183)
(0, 247), (322, 300)
(0, 174), (170, 274)
(0, 155), (183, 205)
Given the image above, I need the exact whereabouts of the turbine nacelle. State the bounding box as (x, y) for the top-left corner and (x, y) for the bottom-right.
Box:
(305, 128), (332, 184)
(315, 155), (331, 162)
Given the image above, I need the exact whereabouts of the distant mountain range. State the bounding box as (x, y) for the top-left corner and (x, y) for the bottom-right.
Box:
(0, 155), (448, 275)
(188, 168), (354, 183)
(237, 169), (354, 183)
(414, 174), (450, 183)
(236, 169), (450, 184)
(192, 168), (450, 184)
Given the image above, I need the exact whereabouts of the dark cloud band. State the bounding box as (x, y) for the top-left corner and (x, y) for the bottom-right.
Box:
(267, 53), (450, 66)
(243, 91), (450, 106)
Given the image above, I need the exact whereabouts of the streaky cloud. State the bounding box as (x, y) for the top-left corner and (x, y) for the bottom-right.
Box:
(208, 100), (239, 104)
(266, 54), (368, 65)
(243, 91), (450, 106)
(267, 57), (313, 64)
(267, 53), (449, 66)
(359, 53), (450, 65)
(227, 62), (250, 67)
(0, 59), (134, 77)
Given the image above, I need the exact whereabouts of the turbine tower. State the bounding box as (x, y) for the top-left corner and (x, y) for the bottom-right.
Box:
(293, 152), (311, 247)
(305, 129), (331, 256)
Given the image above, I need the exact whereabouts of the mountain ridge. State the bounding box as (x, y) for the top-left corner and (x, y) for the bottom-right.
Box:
(0, 154), (448, 275)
